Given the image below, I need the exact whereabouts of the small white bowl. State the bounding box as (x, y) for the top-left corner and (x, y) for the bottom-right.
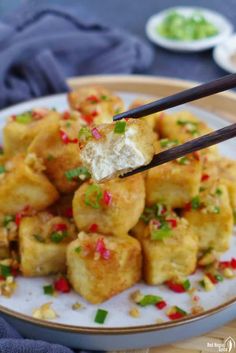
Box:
(146, 7), (233, 52)
(213, 34), (236, 73)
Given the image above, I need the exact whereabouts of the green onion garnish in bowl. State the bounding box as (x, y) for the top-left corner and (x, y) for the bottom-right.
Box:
(157, 11), (219, 41)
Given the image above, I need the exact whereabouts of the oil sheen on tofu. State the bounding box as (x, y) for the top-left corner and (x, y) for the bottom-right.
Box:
(80, 120), (155, 182)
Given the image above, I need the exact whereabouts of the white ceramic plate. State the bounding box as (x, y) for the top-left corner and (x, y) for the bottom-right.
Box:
(213, 34), (236, 73)
(145, 7), (233, 52)
(0, 91), (235, 350)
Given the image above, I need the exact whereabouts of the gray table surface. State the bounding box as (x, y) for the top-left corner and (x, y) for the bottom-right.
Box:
(1, 0), (236, 83)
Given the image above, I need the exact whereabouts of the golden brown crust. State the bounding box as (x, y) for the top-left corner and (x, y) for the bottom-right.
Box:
(72, 175), (145, 236)
(67, 232), (142, 304)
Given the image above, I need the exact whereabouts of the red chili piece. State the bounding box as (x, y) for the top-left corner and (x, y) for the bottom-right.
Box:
(64, 207), (73, 218)
(59, 130), (78, 144)
(168, 312), (184, 320)
(166, 219), (177, 228)
(184, 202), (192, 211)
(54, 223), (67, 232)
(201, 174), (210, 182)
(91, 127), (102, 140)
(63, 111), (71, 120)
(54, 277), (70, 293)
(86, 95), (100, 103)
(81, 111), (98, 125)
(103, 191), (112, 206)
(219, 261), (231, 270)
(231, 258), (236, 269)
(95, 238), (111, 260)
(165, 280), (185, 293)
(206, 273), (217, 284)
(89, 223), (98, 233)
(193, 152), (200, 161)
(156, 301), (167, 310)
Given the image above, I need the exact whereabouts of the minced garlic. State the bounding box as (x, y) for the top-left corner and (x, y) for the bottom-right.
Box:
(129, 307), (140, 318)
(130, 290), (143, 303)
(0, 276), (17, 297)
(33, 302), (58, 320)
(223, 268), (235, 279)
(72, 302), (83, 311)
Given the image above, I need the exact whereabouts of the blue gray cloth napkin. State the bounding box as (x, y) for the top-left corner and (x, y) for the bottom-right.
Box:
(0, 1), (153, 109)
(0, 2), (153, 351)
(0, 317), (74, 352)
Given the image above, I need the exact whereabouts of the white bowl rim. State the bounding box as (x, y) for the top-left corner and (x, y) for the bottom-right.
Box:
(145, 6), (233, 52)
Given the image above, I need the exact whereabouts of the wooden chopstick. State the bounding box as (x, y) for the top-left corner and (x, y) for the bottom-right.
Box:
(113, 73), (236, 121)
(121, 123), (236, 178)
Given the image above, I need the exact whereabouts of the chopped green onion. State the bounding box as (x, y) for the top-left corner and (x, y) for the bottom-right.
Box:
(78, 127), (92, 140)
(199, 279), (205, 288)
(3, 215), (14, 227)
(43, 284), (54, 295)
(95, 309), (108, 324)
(33, 234), (45, 243)
(138, 294), (162, 307)
(177, 120), (197, 126)
(15, 112), (32, 124)
(157, 10), (219, 41)
(175, 306), (187, 315)
(160, 139), (179, 148)
(75, 246), (81, 254)
(212, 206), (220, 214)
(66, 122), (71, 128)
(177, 156), (189, 165)
(215, 273), (224, 282)
(114, 121), (126, 134)
(47, 154), (55, 161)
(191, 196), (201, 209)
(199, 186), (205, 192)
(215, 188), (222, 196)
(114, 108), (121, 115)
(0, 264), (11, 278)
(151, 223), (172, 240)
(0, 166), (5, 174)
(85, 184), (102, 209)
(101, 95), (109, 101)
(65, 167), (90, 182)
(183, 279), (191, 290)
(177, 120), (199, 134)
(50, 231), (67, 243)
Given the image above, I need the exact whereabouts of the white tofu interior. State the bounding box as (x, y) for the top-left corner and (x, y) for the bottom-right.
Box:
(81, 126), (147, 182)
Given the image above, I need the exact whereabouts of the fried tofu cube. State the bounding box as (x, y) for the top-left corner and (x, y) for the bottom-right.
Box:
(68, 86), (124, 125)
(216, 158), (236, 220)
(0, 228), (9, 259)
(129, 98), (162, 133)
(80, 120), (155, 182)
(73, 175), (145, 236)
(146, 145), (202, 208)
(3, 109), (60, 157)
(136, 212), (198, 285)
(19, 213), (76, 276)
(28, 113), (87, 193)
(0, 155), (59, 214)
(183, 182), (233, 252)
(157, 111), (211, 141)
(157, 111), (218, 159)
(67, 231), (142, 304)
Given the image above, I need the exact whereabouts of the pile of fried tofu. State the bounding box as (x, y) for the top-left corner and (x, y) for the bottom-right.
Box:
(0, 87), (235, 304)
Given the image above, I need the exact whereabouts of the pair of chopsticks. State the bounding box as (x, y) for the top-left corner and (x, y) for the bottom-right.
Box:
(113, 73), (236, 177)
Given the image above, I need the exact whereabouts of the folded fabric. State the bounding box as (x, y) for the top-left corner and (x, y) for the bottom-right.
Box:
(0, 1), (153, 108)
(0, 316), (74, 353)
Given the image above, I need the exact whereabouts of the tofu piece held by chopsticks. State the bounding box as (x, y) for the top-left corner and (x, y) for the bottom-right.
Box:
(80, 120), (156, 182)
